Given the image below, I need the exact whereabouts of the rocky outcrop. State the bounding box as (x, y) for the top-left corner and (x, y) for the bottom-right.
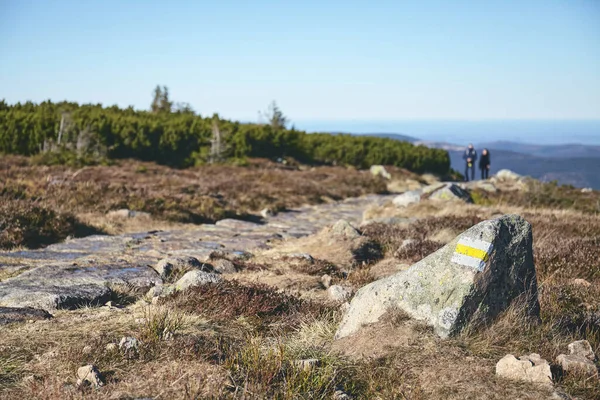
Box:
(496, 354), (553, 385)
(331, 220), (361, 239)
(495, 169), (522, 181)
(335, 215), (539, 339)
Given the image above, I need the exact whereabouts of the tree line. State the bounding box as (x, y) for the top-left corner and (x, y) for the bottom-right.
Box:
(0, 97), (450, 174)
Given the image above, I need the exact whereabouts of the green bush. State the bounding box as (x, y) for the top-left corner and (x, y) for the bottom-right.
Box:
(0, 100), (450, 174)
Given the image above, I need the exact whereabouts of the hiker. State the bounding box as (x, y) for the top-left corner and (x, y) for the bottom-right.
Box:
(479, 148), (491, 180)
(462, 143), (477, 181)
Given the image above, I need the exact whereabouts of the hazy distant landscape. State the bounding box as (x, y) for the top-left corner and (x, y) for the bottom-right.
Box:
(354, 133), (600, 189)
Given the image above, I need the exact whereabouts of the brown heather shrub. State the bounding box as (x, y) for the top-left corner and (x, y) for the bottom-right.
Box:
(0, 199), (100, 249)
(472, 180), (600, 214)
(165, 280), (328, 330)
(362, 215), (483, 256)
(1, 156), (387, 226)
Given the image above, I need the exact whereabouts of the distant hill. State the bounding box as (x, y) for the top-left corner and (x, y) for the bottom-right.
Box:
(330, 132), (418, 142)
(369, 136), (600, 189)
(355, 133), (419, 142)
(477, 141), (600, 158)
(445, 148), (600, 189)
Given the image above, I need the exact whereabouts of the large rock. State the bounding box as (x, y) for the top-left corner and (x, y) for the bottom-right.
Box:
(0, 263), (162, 310)
(392, 190), (422, 207)
(335, 215), (539, 339)
(496, 354), (553, 385)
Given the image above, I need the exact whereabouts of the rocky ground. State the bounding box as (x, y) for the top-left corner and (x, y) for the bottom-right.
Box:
(1, 166), (599, 399)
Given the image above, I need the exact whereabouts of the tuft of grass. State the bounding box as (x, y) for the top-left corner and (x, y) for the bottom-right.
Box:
(0, 355), (25, 390)
(140, 306), (187, 342)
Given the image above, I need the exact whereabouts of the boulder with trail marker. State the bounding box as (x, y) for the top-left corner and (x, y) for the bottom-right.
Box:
(335, 214), (539, 339)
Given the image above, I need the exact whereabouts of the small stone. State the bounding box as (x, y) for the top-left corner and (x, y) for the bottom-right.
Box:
(495, 169), (522, 180)
(370, 165), (392, 180)
(174, 270), (221, 292)
(261, 208), (275, 218)
(392, 190), (422, 207)
(568, 340), (596, 361)
(333, 389), (353, 400)
(288, 253), (314, 263)
(212, 259), (237, 274)
(556, 354), (597, 377)
(76, 365), (104, 388)
(328, 285), (352, 303)
(105, 343), (117, 352)
(331, 220), (360, 239)
(82, 345), (93, 354)
(105, 301), (114, 308)
(153, 256), (213, 281)
(293, 358), (321, 371)
(321, 274), (332, 289)
(496, 354), (553, 385)
(571, 278), (592, 288)
(119, 336), (139, 352)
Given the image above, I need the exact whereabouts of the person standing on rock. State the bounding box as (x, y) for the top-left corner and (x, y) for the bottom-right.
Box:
(479, 148), (491, 180)
(463, 143), (478, 181)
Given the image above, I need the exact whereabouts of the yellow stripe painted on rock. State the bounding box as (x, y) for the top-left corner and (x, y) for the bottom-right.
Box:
(455, 243), (489, 261)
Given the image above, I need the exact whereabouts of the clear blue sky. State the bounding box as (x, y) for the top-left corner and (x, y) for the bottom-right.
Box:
(1, 0), (599, 125)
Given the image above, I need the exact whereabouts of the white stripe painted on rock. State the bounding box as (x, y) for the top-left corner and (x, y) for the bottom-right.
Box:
(451, 252), (486, 271)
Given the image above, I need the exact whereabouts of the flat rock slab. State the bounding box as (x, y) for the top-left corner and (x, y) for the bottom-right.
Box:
(0, 194), (395, 311)
(0, 263), (161, 310)
(0, 306), (52, 325)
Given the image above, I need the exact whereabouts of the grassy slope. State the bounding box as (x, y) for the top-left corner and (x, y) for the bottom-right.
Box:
(1, 162), (599, 399)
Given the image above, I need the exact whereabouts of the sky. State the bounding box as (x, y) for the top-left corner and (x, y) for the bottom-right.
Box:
(1, 0), (599, 142)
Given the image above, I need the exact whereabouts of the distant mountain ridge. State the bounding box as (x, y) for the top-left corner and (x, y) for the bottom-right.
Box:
(351, 133), (600, 189)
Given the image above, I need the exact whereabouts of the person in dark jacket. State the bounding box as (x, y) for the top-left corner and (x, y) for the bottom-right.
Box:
(479, 148), (491, 179)
(462, 143), (477, 181)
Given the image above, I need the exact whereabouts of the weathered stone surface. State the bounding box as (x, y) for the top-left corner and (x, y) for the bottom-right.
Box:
(331, 220), (361, 239)
(293, 358), (321, 371)
(0, 194), (395, 311)
(77, 365), (104, 388)
(370, 165), (391, 180)
(392, 190), (422, 207)
(212, 259), (237, 274)
(328, 285), (352, 302)
(425, 183), (473, 203)
(321, 274), (332, 289)
(107, 209), (151, 218)
(335, 214), (539, 339)
(496, 169), (522, 181)
(153, 256), (206, 280)
(0, 263), (161, 310)
(568, 340), (596, 361)
(496, 354), (553, 385)
(260, 208), (275, 218)
(174, 270), (221, 291)
(556, 354), (598, 376)
(556, 340), (598, 376)
(0, 306), (52, 325)
(119, 336), (139, 351)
